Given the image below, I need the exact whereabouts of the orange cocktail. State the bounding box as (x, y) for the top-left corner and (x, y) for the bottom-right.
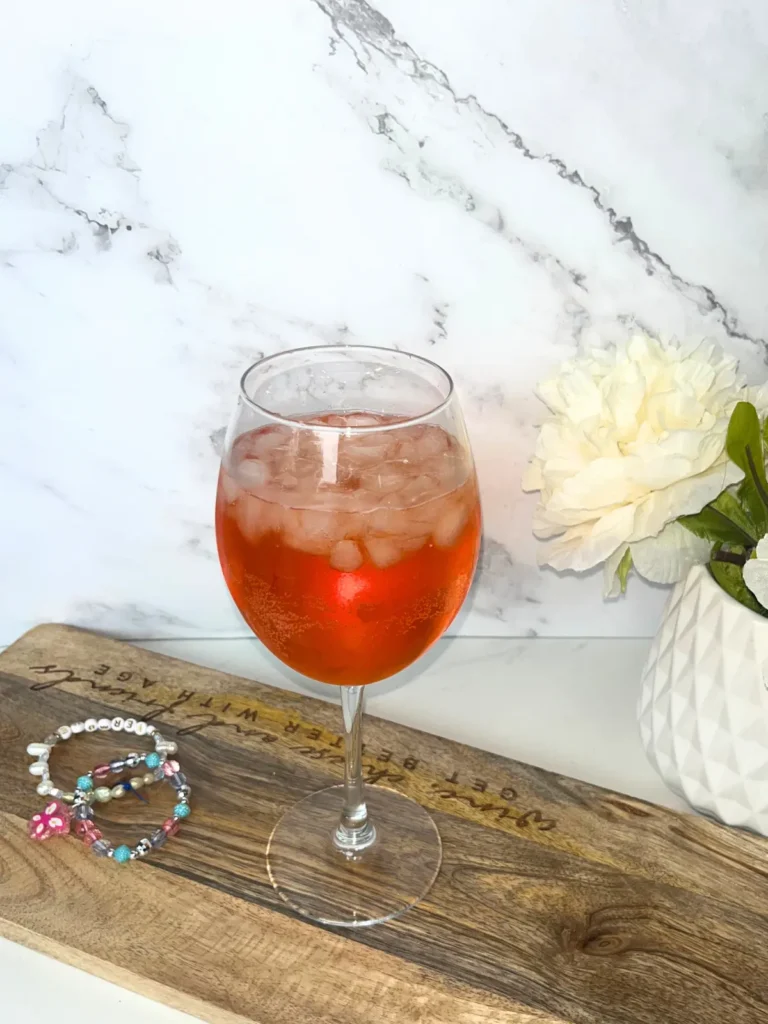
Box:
(216, 413), (480, 684)
(215, 345), (481, 928)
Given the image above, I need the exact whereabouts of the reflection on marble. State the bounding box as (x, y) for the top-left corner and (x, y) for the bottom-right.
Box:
(1, 0), (767, 643)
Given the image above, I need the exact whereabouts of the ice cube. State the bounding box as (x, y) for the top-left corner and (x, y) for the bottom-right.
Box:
(261, 500), (283, 534)
(398, 475), (436, 506)
(305, 508), (347, 539)
(389, 494), (447, 535)
(364, 536), (404, 569)
(235, 495), (267, 542)
(397, 441), (419, 464)
(342, 437), (393, 466)
(343, 413), (383, 427)
(284, 508), (347, 556)
(281, 511), (314, 554)
(365, 508), (407, 535)
(400, 534), (429, 554)
(377, 490), (408, 509)
(433, 502), (469, 548)
(423, 452), (463, 490)
(238, 426), (289, 460)
(293, 455), (321, 480)
(361, 463), (409, 494)
(341, 487), (385, 516)
(218, 469), (240, 505)
(330, 539), (363, 572)
(416, 426), (451, 459)
(351, 431), (396, 448)
(396, 424), (425, 444)
(236, 458), (269, 492)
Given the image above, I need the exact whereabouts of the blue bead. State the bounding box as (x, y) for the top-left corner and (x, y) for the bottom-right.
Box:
(113, 845), (132, 864)
(145, 752), (161, 769)
(76, 776), (93, 792)
(173, 802), (191, 819)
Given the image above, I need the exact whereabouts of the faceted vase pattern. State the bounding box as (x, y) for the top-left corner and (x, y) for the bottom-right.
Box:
(639, 566), (768, 836)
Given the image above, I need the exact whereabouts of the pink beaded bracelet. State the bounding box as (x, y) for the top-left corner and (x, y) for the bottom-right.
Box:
(27, 717), (190, 864)
(70, 758), (191, 863)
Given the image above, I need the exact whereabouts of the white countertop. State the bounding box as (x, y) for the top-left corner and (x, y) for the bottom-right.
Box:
(2, 634), (686, 1022)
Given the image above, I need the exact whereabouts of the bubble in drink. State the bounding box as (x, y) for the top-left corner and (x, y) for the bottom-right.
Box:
(216, 412), (481, 685)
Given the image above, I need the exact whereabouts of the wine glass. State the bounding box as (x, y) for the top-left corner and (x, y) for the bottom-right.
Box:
(215, 345), (481, 926)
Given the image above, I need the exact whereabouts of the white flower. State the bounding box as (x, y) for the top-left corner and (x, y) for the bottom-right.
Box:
(523, 336), (747, 594)
(743, 538), (768, 610)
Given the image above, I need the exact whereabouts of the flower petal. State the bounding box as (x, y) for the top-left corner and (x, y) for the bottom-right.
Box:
(630, 522), (710, 585)
(742, 538), (768, 609)
(628, 459), (742, 542)
(540, 504), (635, 573)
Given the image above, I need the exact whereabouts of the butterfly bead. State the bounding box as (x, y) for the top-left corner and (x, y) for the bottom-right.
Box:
(28, 800), (72, 841)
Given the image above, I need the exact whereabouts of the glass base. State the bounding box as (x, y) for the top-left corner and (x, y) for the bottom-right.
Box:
(267, 785), (442, 928)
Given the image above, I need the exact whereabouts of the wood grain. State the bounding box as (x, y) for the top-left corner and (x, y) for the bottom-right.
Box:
(0, 624), (767, 1024)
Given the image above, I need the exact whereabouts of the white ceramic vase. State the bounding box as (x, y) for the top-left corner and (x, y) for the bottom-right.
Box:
(639, 564), (768, 836)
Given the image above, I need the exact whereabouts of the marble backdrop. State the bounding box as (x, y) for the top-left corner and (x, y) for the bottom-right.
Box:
(2, 0), (767, 644)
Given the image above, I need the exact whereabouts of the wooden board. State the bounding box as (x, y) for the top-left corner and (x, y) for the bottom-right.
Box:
(1, 625), (767, 1024)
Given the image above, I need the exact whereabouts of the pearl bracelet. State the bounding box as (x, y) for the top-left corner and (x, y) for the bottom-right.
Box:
(27, 716), (178, 803)
(71, 758), (192, 863)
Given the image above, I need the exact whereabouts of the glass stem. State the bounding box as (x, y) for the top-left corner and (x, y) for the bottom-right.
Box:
(333, 686), (376, 855)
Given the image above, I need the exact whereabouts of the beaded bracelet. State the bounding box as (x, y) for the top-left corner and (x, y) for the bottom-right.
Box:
(71, 758), (192, 863)
(27, 716), (178, 804)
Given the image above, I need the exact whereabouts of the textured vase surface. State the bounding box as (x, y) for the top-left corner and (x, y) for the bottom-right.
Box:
(639, 564), (768, 835)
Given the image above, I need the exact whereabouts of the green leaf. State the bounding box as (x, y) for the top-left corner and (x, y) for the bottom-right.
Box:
(726, 402), (768, 536)
(616, 548), (632, 594)
(678, 489), (757, 548)
(713, 489), (759, 540)
(709, 558), (768, 618)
